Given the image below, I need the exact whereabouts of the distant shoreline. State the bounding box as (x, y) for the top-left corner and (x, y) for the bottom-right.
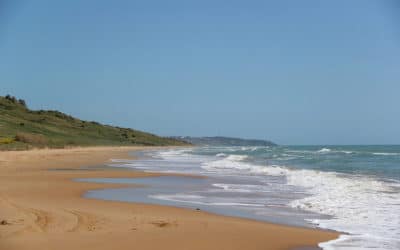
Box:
(0, 146), (338, 250)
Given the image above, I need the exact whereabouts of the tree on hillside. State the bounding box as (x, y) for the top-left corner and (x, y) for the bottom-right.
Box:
(18, 99), (27, 107)
(5, 95), (17, 103)
(3, 95), (27, 107)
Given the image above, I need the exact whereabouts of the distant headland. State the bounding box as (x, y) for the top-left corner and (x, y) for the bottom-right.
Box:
(170, 136), (276, 147)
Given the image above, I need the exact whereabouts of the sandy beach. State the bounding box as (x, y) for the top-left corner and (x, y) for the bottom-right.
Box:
(0, 147), (338, 250)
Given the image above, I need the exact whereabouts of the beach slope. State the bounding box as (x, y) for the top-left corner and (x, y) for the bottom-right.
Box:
(0, 147), (338, 250)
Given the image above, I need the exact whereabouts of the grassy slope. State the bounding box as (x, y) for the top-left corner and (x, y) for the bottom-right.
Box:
(0, 96), (188, 150)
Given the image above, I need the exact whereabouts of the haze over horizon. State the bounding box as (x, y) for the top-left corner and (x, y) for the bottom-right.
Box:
(1, 0), (399, 145)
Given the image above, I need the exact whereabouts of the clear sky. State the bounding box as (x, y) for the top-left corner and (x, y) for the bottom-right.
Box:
(1, 0), (399, 145)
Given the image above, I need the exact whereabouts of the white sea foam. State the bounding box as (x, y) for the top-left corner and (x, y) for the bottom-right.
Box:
(372, 152), (400, 156)
(197, 152), (400, 249)
(201, 154), (288, 176)
(110, 158), (132, 163)
(213, 183), (269, 193)
(157, 149), (193, 159)
(116, 148), (400, 250)
(317, 148), (332, 153)
(150, 194), (264, 207)
(287, 171), (400, 249)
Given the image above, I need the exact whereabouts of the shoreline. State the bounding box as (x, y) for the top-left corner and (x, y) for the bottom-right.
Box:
(0, 146), (338, 250)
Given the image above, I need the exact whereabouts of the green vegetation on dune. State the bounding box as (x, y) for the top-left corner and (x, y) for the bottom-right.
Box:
(0, 95), (189, 150)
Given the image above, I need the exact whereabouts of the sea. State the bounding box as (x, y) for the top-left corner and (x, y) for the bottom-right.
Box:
(79, 145), (400, 250)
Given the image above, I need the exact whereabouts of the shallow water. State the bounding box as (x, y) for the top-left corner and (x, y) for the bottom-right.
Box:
(80, 146), (400, 250)
(77, 175), (329, 228)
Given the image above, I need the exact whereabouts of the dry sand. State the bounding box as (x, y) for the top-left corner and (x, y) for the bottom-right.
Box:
(0, 146), (338, 250)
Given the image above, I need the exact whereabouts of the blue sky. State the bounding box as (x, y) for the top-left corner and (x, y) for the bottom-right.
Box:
(1, 0), (399, 145)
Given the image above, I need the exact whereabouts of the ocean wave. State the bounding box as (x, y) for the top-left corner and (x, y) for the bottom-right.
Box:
(200, 153), (400, 249)
(216, 153), (227, 157)
(317, 148), (332, 153)
(226, 154), (248, 161)
(130, 147), (400, 250)
(287, 148), (353, 155)
(287, 170), (400, 250)
(201, 155), (287, 176)
(212, 183), (270, 193)
(157, 149), (193, 159)
(372, 152), (400, 156)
